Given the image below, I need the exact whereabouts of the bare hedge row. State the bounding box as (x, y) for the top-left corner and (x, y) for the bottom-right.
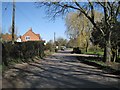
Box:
(2, 41), (45, 66)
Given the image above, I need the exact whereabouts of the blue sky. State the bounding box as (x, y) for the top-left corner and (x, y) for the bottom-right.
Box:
(2, 2), (68, 42)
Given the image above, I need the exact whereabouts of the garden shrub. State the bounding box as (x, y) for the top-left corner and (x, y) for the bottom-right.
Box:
(44, 42), (55, 52)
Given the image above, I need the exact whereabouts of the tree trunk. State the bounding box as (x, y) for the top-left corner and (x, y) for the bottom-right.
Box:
(112, 49), (116, 62)
(103, 46), (106, 62)
(105, 32), (112, 63)
(106, 42), (111, 63)
(113, 46), (118, 62)
(85, 40), (89, 52)
(85, 47), (88, 52)
(113, 52), (116, 62)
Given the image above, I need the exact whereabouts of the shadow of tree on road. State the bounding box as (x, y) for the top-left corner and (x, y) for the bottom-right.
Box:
(3, 62), (119, 88)
(2, 51), (120, 89)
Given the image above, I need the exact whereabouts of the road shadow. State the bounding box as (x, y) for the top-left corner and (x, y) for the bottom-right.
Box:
(56, 50), (120, 75)
(37, 55), (120, 78)
(29, 62), (120, 79)
(2, 50), (120, 89)
(3, 64), (119, 89)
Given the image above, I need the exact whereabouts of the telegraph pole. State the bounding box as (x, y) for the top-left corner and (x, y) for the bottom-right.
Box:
(54, 32), (56, 44)
(12, 0), (15, 44)
(54, 32), (56, 52)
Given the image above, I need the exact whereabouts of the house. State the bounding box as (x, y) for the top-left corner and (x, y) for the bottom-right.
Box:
(1, 33), (17, 42)
(17, 28), (41, 42)
(16, 37), (22, 42)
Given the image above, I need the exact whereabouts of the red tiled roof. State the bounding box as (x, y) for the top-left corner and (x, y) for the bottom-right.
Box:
(20, 28), (41, 42)
(1, 34), (16, 41)
(36, 34), (41, 39)
(24, 28), (40, 38)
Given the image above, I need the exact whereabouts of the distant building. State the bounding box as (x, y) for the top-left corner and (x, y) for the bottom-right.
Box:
(17, 28), (41, 42)
(16, 37), (22, 42)
(1, 33), (17, 42)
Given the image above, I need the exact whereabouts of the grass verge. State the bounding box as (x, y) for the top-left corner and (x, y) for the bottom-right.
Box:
(77, 57), (120, 75)
(83, 51), (104, 56)
(44, 50), (54, 57)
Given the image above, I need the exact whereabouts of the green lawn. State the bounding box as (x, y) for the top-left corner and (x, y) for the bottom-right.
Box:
(84, 59), (120, 71)
(83, 51), (104, 55)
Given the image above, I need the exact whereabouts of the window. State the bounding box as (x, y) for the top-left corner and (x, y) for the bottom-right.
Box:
(25, 36), (30, 41)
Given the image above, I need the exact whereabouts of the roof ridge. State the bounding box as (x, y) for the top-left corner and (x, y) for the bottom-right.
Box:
(22, 28), (41, 40)
(30, 29), (40, 38)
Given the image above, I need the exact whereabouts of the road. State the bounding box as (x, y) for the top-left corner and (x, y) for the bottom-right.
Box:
(2, 50), (120, 89)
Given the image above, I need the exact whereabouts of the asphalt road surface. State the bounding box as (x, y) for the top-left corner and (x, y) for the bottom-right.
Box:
(2, 50), (120, 89)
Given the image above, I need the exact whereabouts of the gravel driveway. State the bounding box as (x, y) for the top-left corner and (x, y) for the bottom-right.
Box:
(2, 50), (120, 89)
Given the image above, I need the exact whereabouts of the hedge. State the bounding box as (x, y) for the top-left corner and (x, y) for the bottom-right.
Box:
(2, 41), (45, 66)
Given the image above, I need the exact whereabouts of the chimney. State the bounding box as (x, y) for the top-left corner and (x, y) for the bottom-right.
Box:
(29, 27), (32, 31)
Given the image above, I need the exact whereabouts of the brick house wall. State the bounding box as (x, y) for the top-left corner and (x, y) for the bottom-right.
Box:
(21, 28), (41, 42)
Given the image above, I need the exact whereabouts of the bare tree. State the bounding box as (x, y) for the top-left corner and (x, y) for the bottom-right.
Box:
(36, 1), (120, 62)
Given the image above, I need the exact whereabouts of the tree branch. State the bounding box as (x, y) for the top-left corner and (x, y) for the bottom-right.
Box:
(88, 0), (94, 23)
(116, 2), (120, 18)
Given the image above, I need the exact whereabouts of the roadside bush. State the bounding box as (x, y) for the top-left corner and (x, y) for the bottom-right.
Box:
(2, 41), (45, 66)
(88, 45), (103, 52)
(44, 42), (55, 52)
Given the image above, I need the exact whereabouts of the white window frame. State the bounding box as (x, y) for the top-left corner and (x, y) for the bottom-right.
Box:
(25, 36), (30, 41)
